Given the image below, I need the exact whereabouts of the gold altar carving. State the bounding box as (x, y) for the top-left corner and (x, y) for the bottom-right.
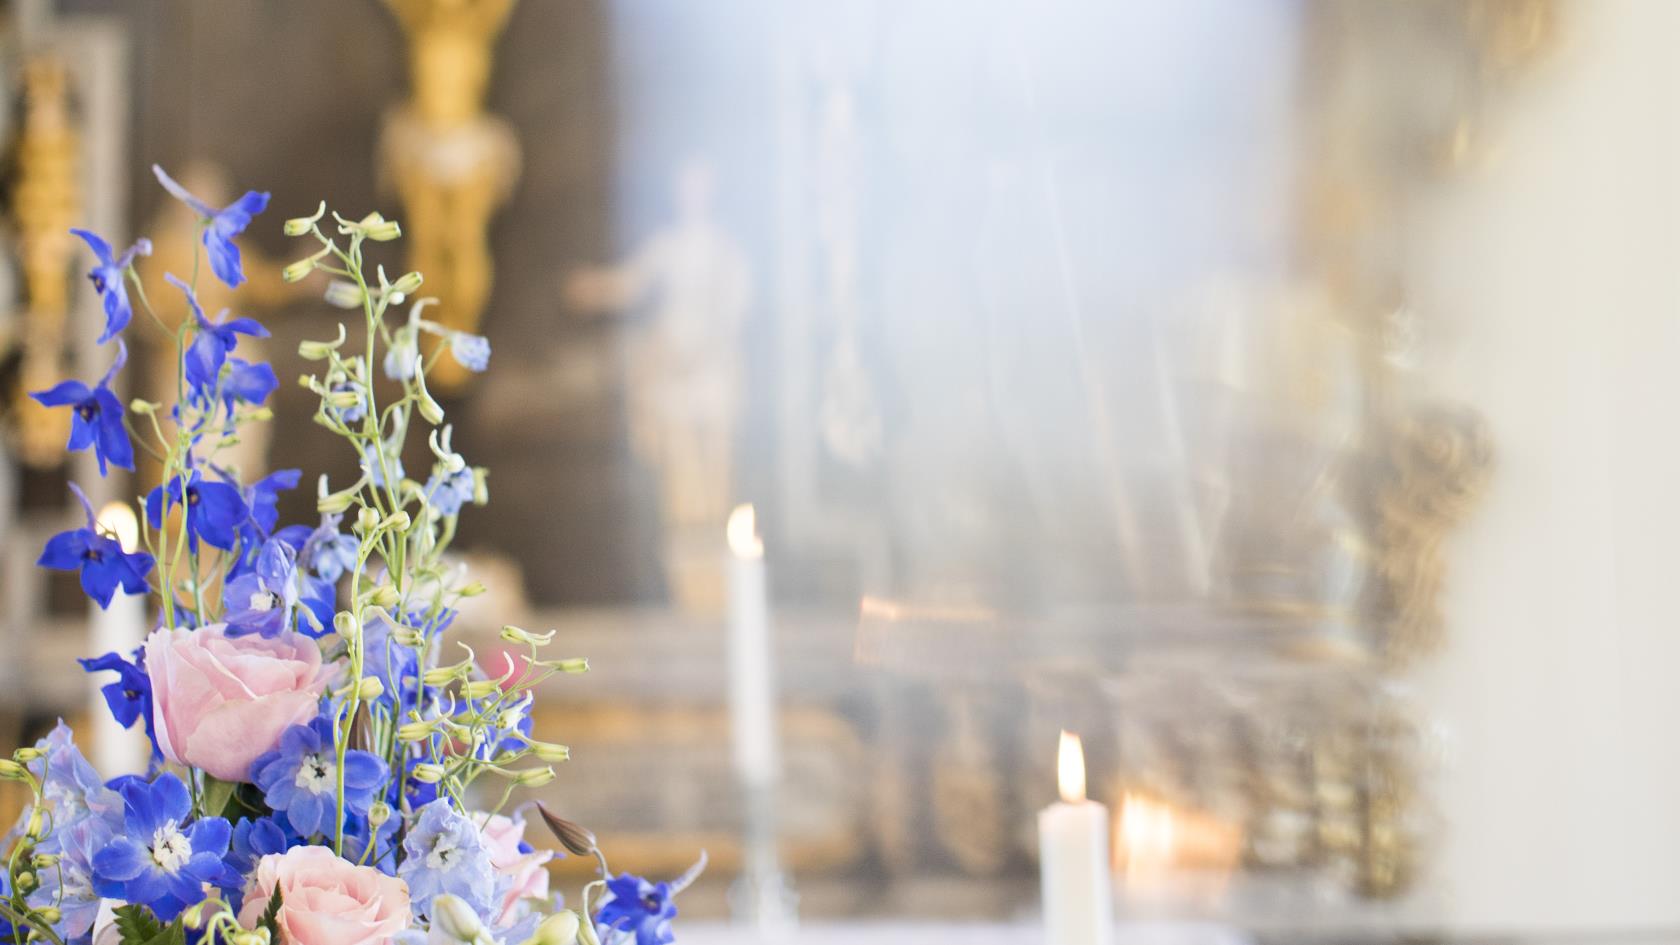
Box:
(379, 0), (521, 392)
(8, 57), (81, 469)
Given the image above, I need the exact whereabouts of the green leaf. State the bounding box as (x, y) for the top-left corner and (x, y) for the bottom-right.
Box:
(113, 904), (164, 945)
(200, 775), (239, 821)
(138, 918), (185, 945)
(256, 888), (284, 939)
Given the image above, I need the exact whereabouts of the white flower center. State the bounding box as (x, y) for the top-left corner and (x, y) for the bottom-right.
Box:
(426, 835), (460, 870)
(295, 753), (337, 793)
(249, 587), (277, 612)
(151, 823), (192, 873)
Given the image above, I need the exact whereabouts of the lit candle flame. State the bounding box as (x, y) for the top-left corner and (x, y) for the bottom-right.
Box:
(727, 503), (763, 559)
(1057, 730), (1086, 803)
(97, 501), (139, 553)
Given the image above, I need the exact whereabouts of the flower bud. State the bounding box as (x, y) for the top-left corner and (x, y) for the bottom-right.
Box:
(380, 511), (411, 532)
(356, 677), (385, 700)
(355, 506), (381, 534)
(298, 324), (348, 361)
(461, 678), (503, 700)
(415, 379), (446, 426)
(536, 804), (597, 856)
(432, 894), (485, 944)
(0, 759), (28, 780)
(527, 741), (570, 763)
(334, 611), (359, 639)
(30, 853), (57, 869)
(397, 720), (439, 743)
(33, 906), (58, 925)
(129, 398), (161, 415)
(14, 871), (36, 892)
(499, 625), (556, 646)
(318, 486), (359, 515)
(368, 802), (392, 828)
(282, 258), (316, 283)
(458, 581), (487, 598)
(518, 911), (580, 945)
(233, 930), (271, 945)
(12, 747), (43, 763)
(390, 625), (426, 647)
(391, 271), (424, 296)
(324, 280), (365, 309)
(365, 584), (402, 610)
(472, 468), (490, 505)
(512, 766), (555, 787)
(25, 807), (46, 839)
(542, 658), (590, 675)
(357, 213), (403, 242)
(326, 388), (364, 410)
(283, 201), (327, 236)
(422, 665), (465, 686)
(410, 763), (446, 784)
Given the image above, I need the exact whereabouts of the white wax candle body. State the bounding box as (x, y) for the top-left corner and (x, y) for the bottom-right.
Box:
(89, 594), (147, 776)
(1040, 799), (1115, 945)
(727, 551), (778, 786)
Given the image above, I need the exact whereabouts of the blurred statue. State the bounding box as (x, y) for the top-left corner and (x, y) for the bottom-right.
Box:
(379, 0), (521, 392)
(565, 158), (752, 611)
(134, 162), (311, 484)
(7, 57), (80, 469)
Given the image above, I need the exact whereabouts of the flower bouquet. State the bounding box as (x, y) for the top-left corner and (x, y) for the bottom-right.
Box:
(3, 168), (697, 945)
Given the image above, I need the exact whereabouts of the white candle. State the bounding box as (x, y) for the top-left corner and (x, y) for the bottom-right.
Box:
(726, 504), (778, 787)
(1041, 730), (1115, 945)
(90, 501), (148, 776)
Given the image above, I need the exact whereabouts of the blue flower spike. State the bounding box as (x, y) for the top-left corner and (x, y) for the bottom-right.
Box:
(152, 164), (270, 289)
(29, 339), (135, 476)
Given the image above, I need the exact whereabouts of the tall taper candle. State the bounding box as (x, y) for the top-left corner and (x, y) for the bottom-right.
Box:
(726, 504), (777, 786)
(91, 500), (148, 776)
(1040, 730), (1114, 945)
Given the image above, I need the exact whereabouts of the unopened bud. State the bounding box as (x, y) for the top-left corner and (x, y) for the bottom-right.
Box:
(356, 677), (385, 700)
(472, 468), (489, 505)
(527, 741), (570, 763)
(324, 280), (365, 309)
(283, 201), (327, 236)
(432, 894), (485, 944)
(536, 804), (598, 856)
(512, 766), (555, 787)
(129, 398), (161, 415)
(334, 611), (359, 639)
(25, 808), (45, 839)
(318, 487), (358, 515)
(355, 506), (381, 534)
(422, 665), (465, 686)
(365, 585), (401, 609)
(544, 658), (589, 675)
(381, 511), (411, 532)
(33, 906), (57, 925)
(282, 258), (316, 283)
(368, 802), (392, 828)
(30, 853), (57, 869)
(410, 763), (446, 784)
(499, 625), (556, 646)
(358, 213), (403, 242)
(12, 747), (43, 763)
(326, 389), (364, 410)
(298, 324), (348, 361)
(14, 871), (36, 892)
(0, 759), (28, 780)
(397, 720), (438, 743)
(391, 271), (424, 297)
(518, 911), (580, 945)
(461, 678), (503, 700)
(458, 581), (487, 598)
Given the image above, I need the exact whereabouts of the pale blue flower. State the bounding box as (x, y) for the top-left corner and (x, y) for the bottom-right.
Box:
(398, 799), (499, 921)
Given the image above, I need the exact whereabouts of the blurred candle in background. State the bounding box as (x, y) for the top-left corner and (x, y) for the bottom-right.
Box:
(91, 500), (147, 776)
(727, 503), (776, 786)
(1041, 730), (1115, 945)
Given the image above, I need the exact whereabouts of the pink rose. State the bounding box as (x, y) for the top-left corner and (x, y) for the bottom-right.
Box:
(238, 847), (411, 945)
(481, 812), (553, 924)
(145, 623), (328, 781)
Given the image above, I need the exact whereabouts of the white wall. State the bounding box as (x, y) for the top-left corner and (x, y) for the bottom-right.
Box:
(1409, 0), (1680, 933)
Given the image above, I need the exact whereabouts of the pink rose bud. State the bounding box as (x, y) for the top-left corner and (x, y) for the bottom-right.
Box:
(238, 846), (411, 945)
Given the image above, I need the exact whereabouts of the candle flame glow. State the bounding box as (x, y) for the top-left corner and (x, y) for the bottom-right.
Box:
(727, 504), (763, 559)
(1057, 730), (1086, 803)
(96, 501), (139, 553)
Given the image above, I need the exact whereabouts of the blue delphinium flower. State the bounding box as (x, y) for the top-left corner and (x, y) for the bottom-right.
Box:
(78, 650), (160, 760)
(222, 537), (299, 638)
(300, 513), (358, 582)
(71, 229), (151, 344)
(152, 165), (270, 288)
(362, 440), (405, 488)
(145, 468), (249, 551)
(449, 332), (491, 372)
(423, 467), (475, 517)
(29, 340), (134, 476)
(28, 722), (123, 829)
(30, 813), (114, 943)
(251, 716), (388, 840)
(91, 772), (233, 921)
(244, 468), (301, 538)
(39, 484), (154, 609)
(227, 816), (297, 875)
(398, 799), (498, 920)
(595, 874), (677, 945)
(168, 274), (269, 396)
(219, 357), (279, 419)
